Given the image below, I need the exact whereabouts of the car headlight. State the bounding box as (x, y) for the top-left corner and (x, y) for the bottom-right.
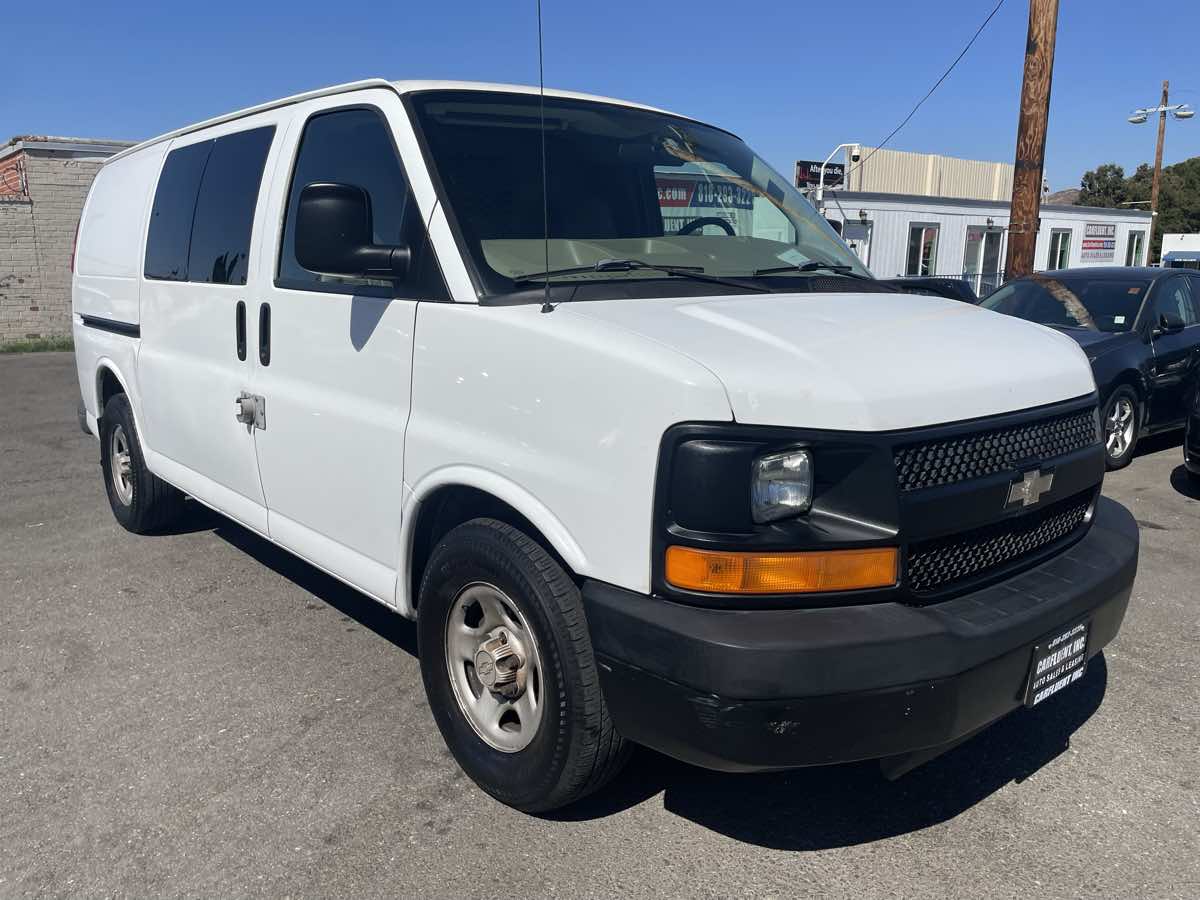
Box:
(751, 449), (813, 523)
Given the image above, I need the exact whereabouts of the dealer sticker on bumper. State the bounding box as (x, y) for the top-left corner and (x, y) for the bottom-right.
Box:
(1024, 621), (1090, 707)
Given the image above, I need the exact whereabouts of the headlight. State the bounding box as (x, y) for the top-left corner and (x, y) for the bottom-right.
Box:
(750, 449), (813, 523)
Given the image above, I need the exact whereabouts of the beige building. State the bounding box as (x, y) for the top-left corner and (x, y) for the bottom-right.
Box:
(844, 146), (1015, 202)
(1, 136), (134, 342)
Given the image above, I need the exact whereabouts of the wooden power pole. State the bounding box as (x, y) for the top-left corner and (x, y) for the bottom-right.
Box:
(1004, 0), (1060, 280)
(1149, 80), (1170, 262)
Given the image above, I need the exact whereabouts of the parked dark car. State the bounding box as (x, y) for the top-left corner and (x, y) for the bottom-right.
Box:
(980, 267), (1200, 469)
(1186, 388), (1200, 480)
(881, 276), (979, 303)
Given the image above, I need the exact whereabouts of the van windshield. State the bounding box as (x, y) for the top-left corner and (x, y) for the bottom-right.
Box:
(409, 90), (871, 300)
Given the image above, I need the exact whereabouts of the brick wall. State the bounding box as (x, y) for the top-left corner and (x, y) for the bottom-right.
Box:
(0, 150), (107, 341)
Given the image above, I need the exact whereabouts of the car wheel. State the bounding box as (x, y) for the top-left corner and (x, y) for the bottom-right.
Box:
(417, 517), (630, 813)
(99, 393), (185, 533)
(1102, 386), (1140, 471)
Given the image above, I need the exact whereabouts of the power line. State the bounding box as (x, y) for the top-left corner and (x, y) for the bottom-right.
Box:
(843, 0), (1008, 185)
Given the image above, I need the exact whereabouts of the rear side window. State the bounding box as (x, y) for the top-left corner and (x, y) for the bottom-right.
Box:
(188, 127), (275, 285)
(144, 141), (211, 281)
(144, 126), (275, 284)
(277, 107), (446, 299)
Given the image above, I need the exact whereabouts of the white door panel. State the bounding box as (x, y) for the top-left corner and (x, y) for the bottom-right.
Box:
(247, 90), (444, 600)
(251, 291), (416, 571)
(139, 282), (266, 528)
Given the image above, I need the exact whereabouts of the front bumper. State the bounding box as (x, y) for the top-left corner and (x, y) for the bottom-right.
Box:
(582, 496), (1138, 773)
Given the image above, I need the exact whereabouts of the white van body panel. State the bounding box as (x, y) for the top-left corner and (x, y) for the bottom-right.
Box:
(402, 302), (731, 608)
(566, 292), (1097, 431)
(73, 145), (165, 327)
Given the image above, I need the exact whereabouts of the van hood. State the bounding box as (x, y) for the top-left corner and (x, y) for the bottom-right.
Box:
(563, 292), (1097, 431)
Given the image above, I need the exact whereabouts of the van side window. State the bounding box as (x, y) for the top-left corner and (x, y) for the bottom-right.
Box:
(144, 126), (275, 284)
(277, 107), (447, 300)
(144, 141), (212, 281)
(188, 126), (275, 285)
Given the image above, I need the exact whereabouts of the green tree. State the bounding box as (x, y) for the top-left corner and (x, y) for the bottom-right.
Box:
(1078, 163), (1128, 207)
(1075, 157), (1200, 261)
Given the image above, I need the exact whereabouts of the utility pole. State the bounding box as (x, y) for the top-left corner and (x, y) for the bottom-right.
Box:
(1150, 80), (1169, 261)
(1004, 0), (1060, 280)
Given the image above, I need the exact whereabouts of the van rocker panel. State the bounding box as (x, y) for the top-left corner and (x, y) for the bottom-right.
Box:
(582, 496), (1137, 772)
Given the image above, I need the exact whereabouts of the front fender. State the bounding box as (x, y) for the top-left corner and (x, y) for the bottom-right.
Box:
(395, 466), (589, 617)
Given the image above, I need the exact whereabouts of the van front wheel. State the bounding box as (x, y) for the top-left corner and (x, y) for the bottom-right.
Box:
(99, 393), (184, 533)
(417, 518), (629, 812)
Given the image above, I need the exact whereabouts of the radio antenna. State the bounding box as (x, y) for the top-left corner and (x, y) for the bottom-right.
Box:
(537, 0), (554, 313)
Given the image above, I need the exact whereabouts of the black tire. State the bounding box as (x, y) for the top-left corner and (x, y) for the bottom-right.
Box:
(1102, 386), (1140, 471)
(417, 518), (630, 813)
(98, 393), (185, 533)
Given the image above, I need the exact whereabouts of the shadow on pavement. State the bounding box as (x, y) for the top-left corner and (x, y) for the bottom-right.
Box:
(555, 656), (1108, 850)
(1170, 465), (1200, 500)
(1133, 429), (1182, 460)
(208, 514), (418, 657)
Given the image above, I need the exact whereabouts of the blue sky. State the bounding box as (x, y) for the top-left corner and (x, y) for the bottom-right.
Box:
(5, 0), (1198, 191)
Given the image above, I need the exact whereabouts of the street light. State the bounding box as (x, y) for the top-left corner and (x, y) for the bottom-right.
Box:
(815, 142), (861, 213)
(1127, 82), (1193, 263)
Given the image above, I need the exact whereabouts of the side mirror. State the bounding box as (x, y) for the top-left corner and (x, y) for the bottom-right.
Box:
(1156, 312), (1186, 336)
(295, 183), (410, 280)
(825, 218), (843, 236)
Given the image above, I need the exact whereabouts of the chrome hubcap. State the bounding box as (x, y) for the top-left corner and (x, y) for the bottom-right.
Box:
(1105, 398), (1135, 459)
(445, 583), (543, 753)
(109, 425), (134, 505)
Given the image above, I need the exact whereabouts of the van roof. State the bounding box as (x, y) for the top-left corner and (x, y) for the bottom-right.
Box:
(105, 78), (705, 166)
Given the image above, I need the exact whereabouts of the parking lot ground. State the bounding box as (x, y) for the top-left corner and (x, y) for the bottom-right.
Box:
(2, 351), (1198, 898)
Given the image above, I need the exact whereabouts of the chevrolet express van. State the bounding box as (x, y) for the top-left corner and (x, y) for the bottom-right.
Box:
(73, 79), (1139, 812)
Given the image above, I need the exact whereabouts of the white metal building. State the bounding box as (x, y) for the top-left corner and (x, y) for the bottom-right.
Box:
(820, 191), (1153, 295)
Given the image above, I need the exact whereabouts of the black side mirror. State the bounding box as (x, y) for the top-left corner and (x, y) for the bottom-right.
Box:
(1156, 312), (1186, 336)
(825, 218), (843, 236)
(295, 182), (410, 280)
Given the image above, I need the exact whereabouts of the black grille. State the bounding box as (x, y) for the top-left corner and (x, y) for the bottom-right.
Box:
(894, 408), (1097, 492)
(907, 491), (1093, 595)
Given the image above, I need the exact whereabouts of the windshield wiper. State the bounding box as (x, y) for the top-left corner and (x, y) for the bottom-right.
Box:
(512, 258), (769, 293)
(752, 260), (872, 281)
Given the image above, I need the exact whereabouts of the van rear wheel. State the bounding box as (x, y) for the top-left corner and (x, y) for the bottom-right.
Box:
(99, 393), (184, 533)
(417, 518), (629, 812)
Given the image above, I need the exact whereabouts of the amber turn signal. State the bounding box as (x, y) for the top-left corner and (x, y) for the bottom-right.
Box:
(664, 545), (899, 594)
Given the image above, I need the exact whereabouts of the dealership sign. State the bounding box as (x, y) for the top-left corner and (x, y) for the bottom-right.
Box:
(795, 159), (845, 188)
(1081, 223), (1116, 262)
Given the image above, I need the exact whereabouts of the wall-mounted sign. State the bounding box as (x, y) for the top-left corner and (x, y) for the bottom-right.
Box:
(795, 159), (845, 189)
(1081, 222), (1116, 262)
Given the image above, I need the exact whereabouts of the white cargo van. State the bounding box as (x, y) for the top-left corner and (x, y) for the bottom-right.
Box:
(73, 79), (1139, 812)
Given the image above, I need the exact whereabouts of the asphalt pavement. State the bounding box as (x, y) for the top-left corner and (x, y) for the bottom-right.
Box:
(2, 352), (1197, 898)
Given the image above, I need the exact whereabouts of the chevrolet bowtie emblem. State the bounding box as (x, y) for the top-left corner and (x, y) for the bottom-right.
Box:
(1007, 469), (1054, 508)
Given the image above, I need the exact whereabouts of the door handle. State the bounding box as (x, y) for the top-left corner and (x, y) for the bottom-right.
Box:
(259, 303), (271, 366)
(234, 391), (266, 430)
(235, 301), (246, 361)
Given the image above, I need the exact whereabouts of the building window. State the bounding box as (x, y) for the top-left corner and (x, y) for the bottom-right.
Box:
(1047, 229), (1071, 270)
(1125, 231), (1146, 267)
(906, 223), (939, 276)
